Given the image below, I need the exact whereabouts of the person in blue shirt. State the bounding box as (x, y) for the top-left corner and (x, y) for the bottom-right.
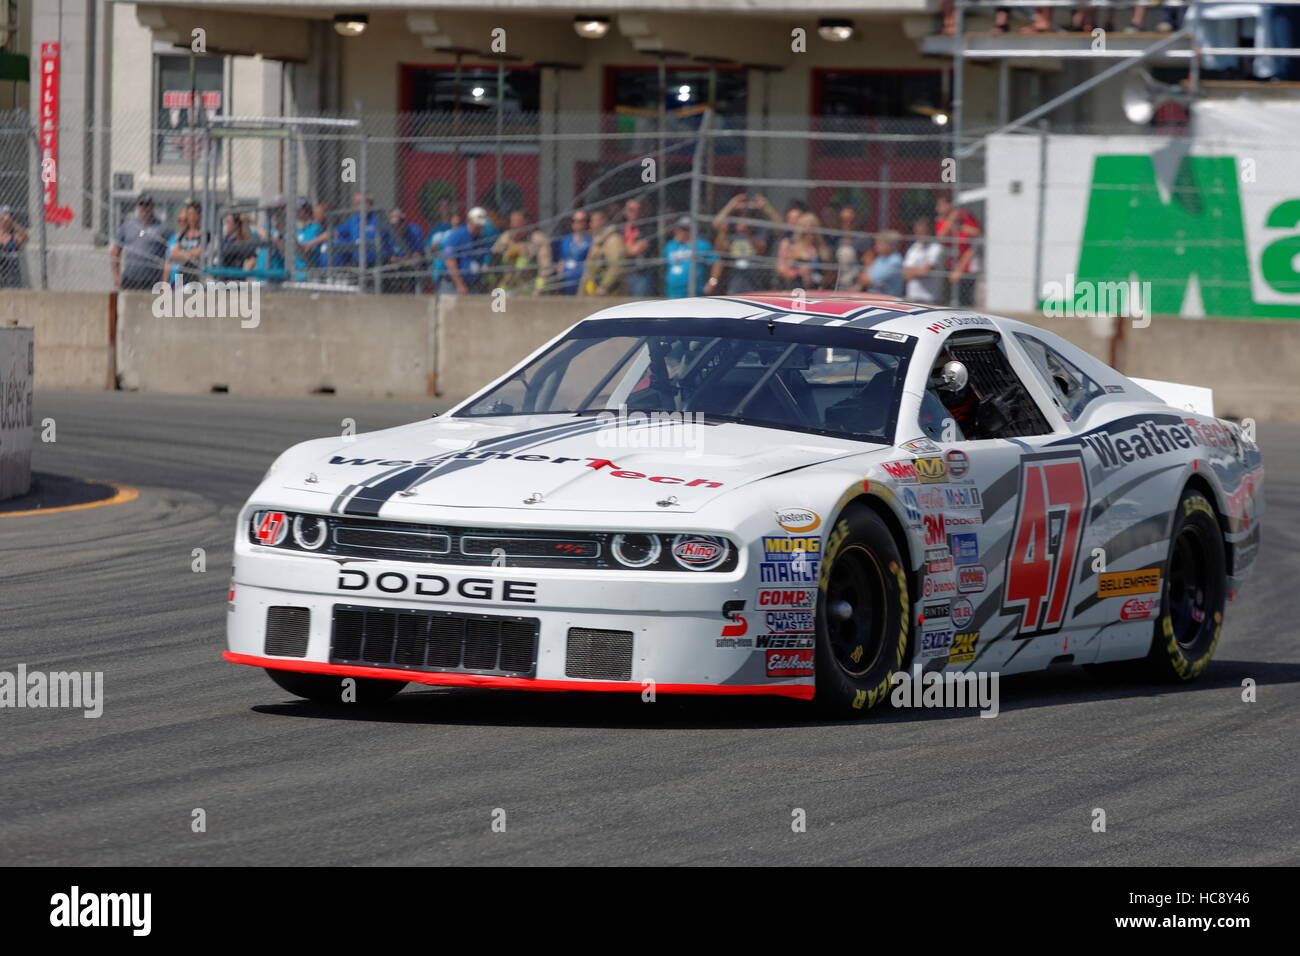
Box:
(332, 192), (394, 268)
(441, 207), (496, 294)
(862, 230), (904, 298)
(664, 216), (718, 298)
(554, 210), (593, 295)
(295, 198), (327, 276)
(427, 213), (461, 292)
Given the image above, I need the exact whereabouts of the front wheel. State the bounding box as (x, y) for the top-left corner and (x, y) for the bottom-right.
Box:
(1144, 489), (1228, 681)
(265, 668), (407, 704)
(814, 505), (912, 718)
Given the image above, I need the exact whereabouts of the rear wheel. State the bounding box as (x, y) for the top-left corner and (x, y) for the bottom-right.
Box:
(1145, 489), (1227, 681)
(265, 668), (407, 704)
(814, 505), (912, 717)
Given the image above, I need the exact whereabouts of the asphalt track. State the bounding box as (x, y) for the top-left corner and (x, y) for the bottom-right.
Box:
(1, 390), (1296, 866)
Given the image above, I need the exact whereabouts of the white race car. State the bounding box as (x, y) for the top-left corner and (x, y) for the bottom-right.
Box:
(224, 293), (1263, 716)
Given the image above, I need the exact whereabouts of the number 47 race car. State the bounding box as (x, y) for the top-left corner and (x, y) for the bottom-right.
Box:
(224, 292), (1264, 717)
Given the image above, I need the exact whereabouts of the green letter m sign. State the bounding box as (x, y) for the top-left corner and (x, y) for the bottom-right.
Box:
(1072, 155), (1300, 319)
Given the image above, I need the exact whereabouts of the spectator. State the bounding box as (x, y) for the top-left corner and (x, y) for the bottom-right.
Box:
(776, 212), (830, 290)
(491, 209), (552, 294)
(581, 208), (627, 296)
(555, 209), (593, 295)
(112, 193), (174, 291)
(218, 213), (258, 272)
(902, 217), (946, 304)
(618, 197), (656, 298)
(832, 205), (871, 291)
(1128, 4), (1182, 33)
(163, 200), (206, 285)
(0, 205), (29, 289)
(663, 216), (718, 299)
(442, 206), (495, 294)
(255, 199), (289, 277)
(861, 230), (904, 297)
(935, 194), (982, 307)
(712, 192), (778, 294)
(780, 199), (809, 241)
(333, 193), (394, 269)
(427, 212), (462, 293)
(386, 207), (424, 293)
(296, 199), (329, 274)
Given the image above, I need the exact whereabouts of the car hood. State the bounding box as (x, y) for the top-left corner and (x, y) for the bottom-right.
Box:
(277, 414), (880, 514)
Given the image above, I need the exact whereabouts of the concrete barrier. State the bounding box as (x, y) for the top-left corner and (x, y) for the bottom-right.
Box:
(434, 294), (633, 401)
(0, 327), (34, 500)
(7, 288), (1298, 421)
(115, 290), (439, 397)
(0, 292), (113, 390)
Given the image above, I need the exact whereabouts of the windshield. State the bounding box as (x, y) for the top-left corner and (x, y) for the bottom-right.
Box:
(458, 317), (913, 442)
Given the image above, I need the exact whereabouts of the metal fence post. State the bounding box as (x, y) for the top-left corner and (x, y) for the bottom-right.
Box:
(687, 108), (711, 297)
(27, 125), (48, 290)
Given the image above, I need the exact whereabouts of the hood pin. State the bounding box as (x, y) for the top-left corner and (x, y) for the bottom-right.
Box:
(656, 495), (680, 508)
(523, 491), (544, 504)
(304, 473), (318, 484)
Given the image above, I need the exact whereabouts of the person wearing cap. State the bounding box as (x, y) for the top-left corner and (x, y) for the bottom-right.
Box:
(0, 205), (28, 289)
(663, 215), (718, 299)
(555, 209), (593, 295)
(441, 207), (494, 294)
(112, 193), (174, 290)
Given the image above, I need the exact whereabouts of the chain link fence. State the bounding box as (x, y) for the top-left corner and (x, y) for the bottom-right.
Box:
(3, 105), (1290, 319)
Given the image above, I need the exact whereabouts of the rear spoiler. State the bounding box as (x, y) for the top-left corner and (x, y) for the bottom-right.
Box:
(1129, 377), (1215, 417)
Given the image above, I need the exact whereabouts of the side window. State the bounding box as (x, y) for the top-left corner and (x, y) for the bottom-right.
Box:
(922, 331), (1054, 440)
(1014, 333), (1104, 422)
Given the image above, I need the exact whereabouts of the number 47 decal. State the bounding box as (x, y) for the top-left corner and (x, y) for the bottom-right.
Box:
(1002, 452), (1089, 637)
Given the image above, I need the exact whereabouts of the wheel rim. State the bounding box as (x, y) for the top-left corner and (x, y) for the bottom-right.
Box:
(825, 544), (888, 677)
(1166, 522), (1219, 650)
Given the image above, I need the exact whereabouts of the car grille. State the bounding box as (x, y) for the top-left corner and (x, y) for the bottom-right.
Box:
(565, 627), (635, 681)
(331, 604), (538, 677)
(264, 606), (310, 657)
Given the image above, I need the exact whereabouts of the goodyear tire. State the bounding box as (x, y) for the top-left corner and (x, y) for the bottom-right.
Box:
(1143, 489), (1228, 681)
(814, 505), (912, 718)
(265, 668), (407, 704)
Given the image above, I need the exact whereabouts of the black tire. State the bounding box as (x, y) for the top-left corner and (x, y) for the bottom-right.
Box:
(813, 505), (912, 717)
(1143, 489), (1228, 681)
(265, 668), (407, 704)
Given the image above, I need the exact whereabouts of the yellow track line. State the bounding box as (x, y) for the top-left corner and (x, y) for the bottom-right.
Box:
(0, 483), (139, 518)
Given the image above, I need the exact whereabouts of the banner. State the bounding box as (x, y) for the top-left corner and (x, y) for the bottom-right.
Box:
(986, 100), (1300, 320)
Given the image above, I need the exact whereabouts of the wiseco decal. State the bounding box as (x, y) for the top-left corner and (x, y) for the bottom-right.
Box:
(1002, 452), (1089, 637)
(1097, 569), (1161, 598)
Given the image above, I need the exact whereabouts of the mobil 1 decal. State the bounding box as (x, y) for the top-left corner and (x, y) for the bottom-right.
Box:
(1001, 450), (1089, 638)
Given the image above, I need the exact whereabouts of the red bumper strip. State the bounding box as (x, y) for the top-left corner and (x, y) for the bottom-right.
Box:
(223, 651), (816, 700)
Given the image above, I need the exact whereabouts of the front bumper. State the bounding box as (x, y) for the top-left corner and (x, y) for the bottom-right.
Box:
(225, 547), (816, 699)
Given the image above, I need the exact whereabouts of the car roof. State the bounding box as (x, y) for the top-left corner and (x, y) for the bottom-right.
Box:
(578, 292), (948, 331)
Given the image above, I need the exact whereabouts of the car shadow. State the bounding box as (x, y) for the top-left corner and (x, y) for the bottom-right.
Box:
(247, 658), (1300, 730)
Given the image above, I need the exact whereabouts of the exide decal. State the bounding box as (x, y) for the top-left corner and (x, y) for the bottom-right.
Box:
(336, 569), (538, 603)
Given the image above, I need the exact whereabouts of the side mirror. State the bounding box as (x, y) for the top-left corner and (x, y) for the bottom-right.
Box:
(937, 360), (969, 393)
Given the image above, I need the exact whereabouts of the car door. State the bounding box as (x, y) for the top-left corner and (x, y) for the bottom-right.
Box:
(907, 328), (1096, 675)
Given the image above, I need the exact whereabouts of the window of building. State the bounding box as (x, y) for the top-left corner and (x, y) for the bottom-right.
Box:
(155, 54), (224, 166)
